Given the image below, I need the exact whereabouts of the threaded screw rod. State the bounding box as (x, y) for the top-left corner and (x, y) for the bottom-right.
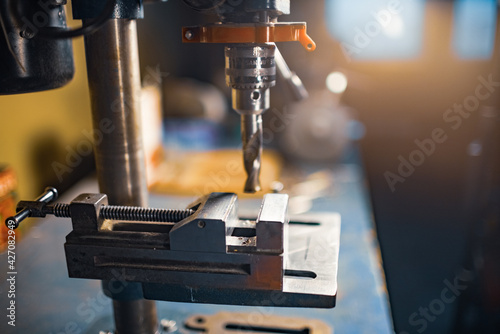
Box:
(100, 206), (194, 222)
(46, 204), (194, 223)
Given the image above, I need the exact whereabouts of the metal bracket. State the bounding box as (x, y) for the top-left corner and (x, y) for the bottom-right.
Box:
(184, 312), (332, 333)
(182, 23), (316, 51)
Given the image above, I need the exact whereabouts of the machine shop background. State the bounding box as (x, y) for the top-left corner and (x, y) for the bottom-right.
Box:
(0, 0), (499, 333)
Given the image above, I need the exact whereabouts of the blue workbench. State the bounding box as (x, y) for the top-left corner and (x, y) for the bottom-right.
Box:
(0, 163), (393, 333)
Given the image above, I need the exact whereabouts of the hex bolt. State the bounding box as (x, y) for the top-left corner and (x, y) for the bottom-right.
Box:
(20, 29), (35, 39)
(160, 319), (177, 332)
(184, 30), (194, 40)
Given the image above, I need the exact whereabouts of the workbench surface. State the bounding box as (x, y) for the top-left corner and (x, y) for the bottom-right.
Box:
(0, 163), (393, 333)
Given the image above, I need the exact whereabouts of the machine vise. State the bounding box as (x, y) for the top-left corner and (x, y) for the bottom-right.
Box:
(7, 187), (340, 308)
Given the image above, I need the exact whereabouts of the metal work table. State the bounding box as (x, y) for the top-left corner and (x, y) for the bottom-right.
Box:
(0, 163), (392, 333)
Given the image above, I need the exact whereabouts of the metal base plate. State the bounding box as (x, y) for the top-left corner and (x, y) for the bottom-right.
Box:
(184, 311), (332, 333)
(143, 213), (340, 308)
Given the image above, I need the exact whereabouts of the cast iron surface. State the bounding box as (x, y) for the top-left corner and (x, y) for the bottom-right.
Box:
(0, 164), (392, 333)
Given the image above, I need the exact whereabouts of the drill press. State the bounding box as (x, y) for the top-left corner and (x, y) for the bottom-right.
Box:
(2, 1), (338, 333)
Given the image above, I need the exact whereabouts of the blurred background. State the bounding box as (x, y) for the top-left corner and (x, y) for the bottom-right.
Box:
(1, 0), (499, 333)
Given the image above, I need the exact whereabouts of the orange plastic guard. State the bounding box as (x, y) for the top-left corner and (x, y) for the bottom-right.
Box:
(182, 22), (316, 51)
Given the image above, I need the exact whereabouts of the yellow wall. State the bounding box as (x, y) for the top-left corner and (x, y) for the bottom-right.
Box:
(0, 18), (91, 199)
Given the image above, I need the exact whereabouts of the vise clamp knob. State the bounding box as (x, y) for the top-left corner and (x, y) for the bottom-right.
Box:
(5, 187), (58, 229)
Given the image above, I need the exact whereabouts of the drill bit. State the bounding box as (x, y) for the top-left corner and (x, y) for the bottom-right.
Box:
(241, 114), (263, 193)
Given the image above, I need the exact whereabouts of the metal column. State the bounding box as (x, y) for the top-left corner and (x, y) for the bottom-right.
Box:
(84, 19), (158, 334)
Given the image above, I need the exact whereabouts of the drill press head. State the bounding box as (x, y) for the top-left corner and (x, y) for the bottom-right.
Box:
(181, 0), (315, 193)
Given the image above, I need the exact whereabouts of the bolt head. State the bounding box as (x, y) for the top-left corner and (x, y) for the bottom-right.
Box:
(160, 319), (177, 332)
(20, 30), (35, 39)
(185, 30), (194, 40)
